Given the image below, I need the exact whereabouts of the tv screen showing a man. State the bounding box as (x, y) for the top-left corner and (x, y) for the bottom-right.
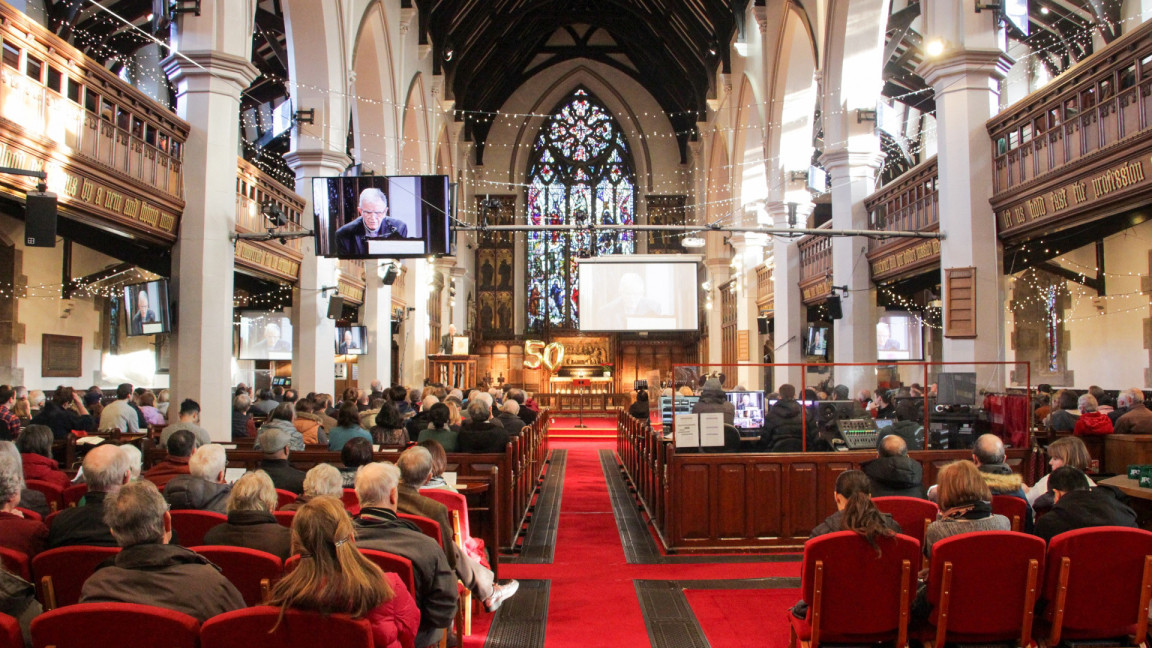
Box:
(239, 313), (293, 360)
(335, 326), (367, 355)
(122, 281), (170, 337)
(312, 175), (452, 259)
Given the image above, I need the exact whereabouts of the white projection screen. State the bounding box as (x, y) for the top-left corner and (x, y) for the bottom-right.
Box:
(578, 258), (699, 332)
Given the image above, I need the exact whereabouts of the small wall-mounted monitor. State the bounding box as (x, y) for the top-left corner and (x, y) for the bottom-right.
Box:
(726, 391), (765, 430)
(805, 324), (830, 359)
(877, 311), (924, 361)
(123, 280), (172, 336)
(335, 326), (368, 355)
(238, 312), (293, 361)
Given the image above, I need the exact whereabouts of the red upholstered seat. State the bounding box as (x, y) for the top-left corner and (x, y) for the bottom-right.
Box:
(23, 480), (63, 513)
(341, 488), (359, 510)
(397, 513), (442, 548)
(274, 489), (297, 509)
(61, 483), (88, 508)
(190, 546), (283, 606)
(273, 510), (296, 528)
(169, 509), (226, 547)
(1043, 526), (1152, 644)
(991, 494), (1029, 532)
(872, 496), (937, 547)
(787, 530), (920, 648)
(360, 549), (416, 598)
(31, 546), (120, 610)
(0, 612), (22, 648)
(420, 488), (486, 562)
(200, 606), (372, 648)
(0, 547), (29, 581)
(925, 531), (1045, 646)
(30, 602), (199, 648)
(14, 508), (41, 522)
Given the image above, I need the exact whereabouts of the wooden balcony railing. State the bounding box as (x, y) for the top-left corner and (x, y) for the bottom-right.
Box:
(755, 263), (774, 313)
(0, 2), (188, 242)
(338, 259), (366, 305)
(234, 157), (306, 282)
(988, 19), (1152, 239)
(864, 156), (942, 282)
(798, 222), (832, 304)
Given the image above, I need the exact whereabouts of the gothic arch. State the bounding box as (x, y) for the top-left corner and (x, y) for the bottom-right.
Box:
(401, 74), (430, 174)
(733, 75), (769, 220)
(350, 1), (399, 172)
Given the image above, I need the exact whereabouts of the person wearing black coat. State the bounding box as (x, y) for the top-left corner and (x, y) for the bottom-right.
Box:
(457, 401), (510, 454)
(1035, 466), (1138, 542)
(862, 435), (927, 498)
(202, 471), (292, 560)
(760, 384), (816, 452)
(628, 390), (651, 421)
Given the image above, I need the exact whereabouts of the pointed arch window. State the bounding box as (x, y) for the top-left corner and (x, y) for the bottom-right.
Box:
(526, 89), (635, 331)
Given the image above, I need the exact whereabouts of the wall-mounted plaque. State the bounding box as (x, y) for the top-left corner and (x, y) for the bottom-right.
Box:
(42, 334), (82, 377)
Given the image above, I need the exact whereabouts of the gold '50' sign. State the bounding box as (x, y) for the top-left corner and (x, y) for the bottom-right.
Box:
(524, 340), (565, 371)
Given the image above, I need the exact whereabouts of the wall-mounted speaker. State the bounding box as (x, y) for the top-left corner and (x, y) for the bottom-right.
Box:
(391, 320), (400, 334)
(381, 264), (399, 285)
(326, 295), (344, 319)
(25, 193), (57, 248)
(757, 316), (769, 335)
(825, 295), (843, 321)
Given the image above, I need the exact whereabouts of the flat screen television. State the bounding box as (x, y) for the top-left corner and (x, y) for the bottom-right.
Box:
(726, 391), (765, 430)
(238, 312), (293, 361)
(335, 325), (368, 355)
(312, 175), (452, 259)
(123, 280), (172, 336)
(876, 311), (924, 361)
(577, 258), (700, 332)
(805, 324), (829, 359)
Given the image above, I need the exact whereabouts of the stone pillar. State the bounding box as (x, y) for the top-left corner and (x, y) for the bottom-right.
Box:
(434, 256), (457, 343)
(823, 150), (882, 382)
(360, 260), (393, 389)
(283, 150), (350, 398)
(401, 259), (431, 385)
(730, 233), (768, 390)
(919, 41), (1012, 389)
(703, 231), (730, 372)
(451, 266), (469, 331)
(769, 202), (806, 388)
(163, 43), (257, 440)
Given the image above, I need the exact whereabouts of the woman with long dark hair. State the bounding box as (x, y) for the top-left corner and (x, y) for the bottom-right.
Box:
(264, 497), (419, 648)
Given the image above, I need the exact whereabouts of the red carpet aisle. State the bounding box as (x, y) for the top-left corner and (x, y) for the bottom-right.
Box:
(468, 440), (800, 647)
(547, 415), (618, 439)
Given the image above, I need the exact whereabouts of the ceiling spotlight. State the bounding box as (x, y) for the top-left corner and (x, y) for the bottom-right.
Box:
(443, 48), (454, 62)
(1040, 6), (1050, 13)
(682, 236), (706, 248)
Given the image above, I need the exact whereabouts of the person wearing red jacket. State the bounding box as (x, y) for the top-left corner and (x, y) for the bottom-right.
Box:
(1073, 393), (1114, 436)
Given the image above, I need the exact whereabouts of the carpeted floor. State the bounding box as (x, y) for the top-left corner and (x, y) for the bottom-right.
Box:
(685, 589), (800, 648)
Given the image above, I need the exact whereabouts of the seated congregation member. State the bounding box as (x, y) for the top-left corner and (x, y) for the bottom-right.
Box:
(354, 463), (459, 648)
(15, 425), (69, 490)
(231, 393), (254, 440)
(458, 400), (510, 453)
(862, 435), (927, 498)
(251, 389), (279, 416)
(627, 389), (650, 421)
(1034, 466), (1137, 542)
(165, 444), (232, 514)
(871, 389), (895, 419)
(507, 389), (536, 427)
(791, 469), (901, 619)
(495, 400), (526, 435)
(972, 433), (1033, 532)
(1045, 390), (1080, 433)
(159, 399), (210, 447)
(0, 561), (40, 648)
(1089, 385), (1113, 415)
(293, 399), (329, 446)
(281, 463), (344, 511)
(142, 430), (196, 490)
(313, 394), (338, 430)
(881, 400), (924, 451)
(390, 385), (414, 418)
(1026, 436), (1094, 508)
(692, 378), (735, 426)
(137, 391), (166, 427)
(371, 401), (411, 446)
(203, 471), (292, 560)
(80, 481), (245, 621)
(1073, 392), (1114, 436)
(257, 427), (306, 495)
(417, 403), (458, 452)
(0, 442), (49, 518)
(0, 386), (20, 441)
(404, 396), (438, 440)
(121, 445), (143, 482)
(31, 387), (96, 440)
(0, 452), (48, 558)
(99, 384), (140, 434)
(48, 444), (130, 548)
(254, 403), (306, 452)
(339, 437), (374, 487)
(419, 440), (456, 492)
(267, 497), (420, 648)
(924, 460), (1010, 558)
(329, 401), (373, 452)
(359, 398), (386, 430)
(1114, 388), (1152, 434)
(761, 384), (815, 452)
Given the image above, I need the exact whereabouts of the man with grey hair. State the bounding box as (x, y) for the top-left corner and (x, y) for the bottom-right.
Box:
(281, 463), (343, 511)
(354, 462), (458, 648)
(1115, 388), (1152, 434)
(971, 433), (1033, 532)
(48, 443), (132, 548)
(506, 388), (536, 427)
(232, 392), (253, 440)
(80, 481), (244, 621)
(164, 443), (231, 514)
(336, 187), (408, 256)
(458, 399), (510, 453)
(495, 399), (527, 434)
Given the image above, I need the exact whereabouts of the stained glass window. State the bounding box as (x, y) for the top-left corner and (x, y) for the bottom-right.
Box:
(526, 89), (635, 331)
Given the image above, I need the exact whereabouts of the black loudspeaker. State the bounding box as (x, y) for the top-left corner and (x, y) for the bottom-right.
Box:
(381, 264), (399, 285)
(757, 316), (769, 335)
(825, 295), (843, 320)
(326, 295), (344, 319)
(391, 320), (400, 334)
(25, 193), (57, 248)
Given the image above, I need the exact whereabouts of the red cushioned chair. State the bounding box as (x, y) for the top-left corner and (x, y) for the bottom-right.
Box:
(788, 530), (921, 648)
(200, 606), (372, 648)
(61, 483), (88, 508)
(872, 496), (937, 548)
(0, 547), (30, 581)
(169, 509), (227, 547)
(924, 531), (1045, 647)
(30, 602), (199, 648)
(341, 488), (359, 510)
(273, 510), (296, 528)
(14, 508), (41, 522)
(41, 511), (60, 530)
(397, 513), (442, 547)
(0, 612), (21, 648)
(274, 489), (297, 509)
(1043, 526), (1152, 645)
(418, 490), (483, 635)
(31, 546), (120, 610)
(360, 549), (416, 598)
(190, 546), (283, 606)
(991, 494), (1029, 532)
(22, 481), (63, 513)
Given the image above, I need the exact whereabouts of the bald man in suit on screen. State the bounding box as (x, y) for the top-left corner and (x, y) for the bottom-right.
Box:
(335, 188), (408, 256)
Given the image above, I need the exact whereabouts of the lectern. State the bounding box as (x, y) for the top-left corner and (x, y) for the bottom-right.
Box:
(428, 355), (477, 390)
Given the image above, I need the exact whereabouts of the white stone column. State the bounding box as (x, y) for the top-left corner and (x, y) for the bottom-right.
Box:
(823, 150), (883, 373)
(163, 47), (257, 441)
(283, 150), (349, 398)
(730, 233), (768, 389)
(769, 202), (806, 388)
(360, 260), (393, 389)
(401, 259), (431, 385)
(451, 266), (469, 331)
(703, 231), (730, 371)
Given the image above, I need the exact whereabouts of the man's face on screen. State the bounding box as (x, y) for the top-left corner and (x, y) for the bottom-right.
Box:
(136, 291), (149, 314)
(359, 196), (387, 233)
